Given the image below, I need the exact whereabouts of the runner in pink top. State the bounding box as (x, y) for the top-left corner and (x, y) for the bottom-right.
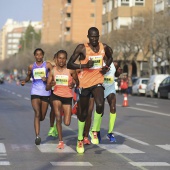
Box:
(46, 50), (79, 149)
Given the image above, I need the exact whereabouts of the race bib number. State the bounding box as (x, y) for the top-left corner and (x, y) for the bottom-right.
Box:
(89, 55), (103, 69)
(55, 75), (68, 86)
(104, 75), (114, 85)
(33, 68), (46, 80)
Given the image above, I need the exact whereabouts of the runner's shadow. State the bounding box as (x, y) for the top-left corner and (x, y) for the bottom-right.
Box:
(41, 136), (58, 144)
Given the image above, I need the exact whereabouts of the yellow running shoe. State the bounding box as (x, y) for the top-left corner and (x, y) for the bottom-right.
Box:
(76, 140), (84, 154)
(89, 131), (99, 144)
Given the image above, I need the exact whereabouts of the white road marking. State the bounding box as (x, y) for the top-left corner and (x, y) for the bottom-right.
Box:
(17, 94), (22, 97)
(116, 103), (169, 117)
(114, 132), (150, 145)
(0, 143), (6, 153)
(37, 144), (76, 153)
(0, 161), (10, 165)
(156, 144), (170, 151)
(136, 103), (158, 108)
(24, 97), (30, 100)
(11, 144), (34, 151)
(129, 162), (170, 167)
(51, 162), (93, 166)
(98, 144), (144, 154)
(127, 106), (170, 117)
(12, 92), (15, 95)
(0, 154), (7, 156)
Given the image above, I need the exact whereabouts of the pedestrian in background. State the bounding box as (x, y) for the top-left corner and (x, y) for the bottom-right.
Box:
(128, 76), (133, 96)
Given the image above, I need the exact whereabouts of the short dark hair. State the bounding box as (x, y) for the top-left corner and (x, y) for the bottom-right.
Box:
(33, 48), (45, 56)
(54, 50), (67, 59)
(88, 27), (99, 35)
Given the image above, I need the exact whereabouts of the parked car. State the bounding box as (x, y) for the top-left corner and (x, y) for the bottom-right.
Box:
(132, 77), (139, 85)
(157, 76), (170, 99)
(145, 74), (169, 97)
(132, 78), (149, 95)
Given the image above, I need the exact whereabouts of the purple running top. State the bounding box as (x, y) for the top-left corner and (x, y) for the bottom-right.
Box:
(31, 61), (51, 96)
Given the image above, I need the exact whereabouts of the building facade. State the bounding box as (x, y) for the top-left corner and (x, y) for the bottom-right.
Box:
(0, 19), (42, 60)
(41, 0), (103, 45)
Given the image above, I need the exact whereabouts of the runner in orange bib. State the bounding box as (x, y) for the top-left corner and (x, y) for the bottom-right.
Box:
(67, 27), (113, 153)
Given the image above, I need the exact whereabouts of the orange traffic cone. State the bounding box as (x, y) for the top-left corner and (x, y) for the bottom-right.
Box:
(72, 102), (78, 115)
(122, 93), (128, 107)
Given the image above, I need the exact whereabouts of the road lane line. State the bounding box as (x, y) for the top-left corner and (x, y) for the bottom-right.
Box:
(0, 161), (10, 165)
(114, 132), (150, 146)
(129, 162), (170, 167)
(37, 144), (76, 153)
(128, 107), (170, 117)
(116, 104), (170, 117)
(0, 143), (6, 153)
(24, 97), (30, 100)
(0, 154), (7, 156)
(17, 94), (22, 97)
(51, 162), (93, 166)
(98, 144), (144, 153)
(156, 144), (170, 151)
(136, 103), (158, 108)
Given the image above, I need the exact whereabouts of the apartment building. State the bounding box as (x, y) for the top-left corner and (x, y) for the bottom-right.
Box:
(41, 0), (103, 45)
(102, 0), (154, 34)
(155, 0), (170, 13)
(0, 19), (42, 60)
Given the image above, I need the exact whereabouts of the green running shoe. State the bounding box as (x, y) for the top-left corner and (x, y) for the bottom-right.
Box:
(48, 127), (54, 136)
(52, 124), (58, 137)
(76, 140), (84, 154)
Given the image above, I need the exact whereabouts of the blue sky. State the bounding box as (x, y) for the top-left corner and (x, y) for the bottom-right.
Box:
(0, 0), (42, 29)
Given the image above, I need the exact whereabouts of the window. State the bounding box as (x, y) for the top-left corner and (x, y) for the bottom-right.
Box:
(66, 13), (71, 18)
(142, 80), (148, 85)
(7, 50), (12, 55)
(91, 13), (95, 17)
(103, 3), (106, 14)
(121, 0), (129, 6)
(168, 0), (170, 6)
(12, 33), (21, 38)
(67, 0), (71, 3)
(91, 0), (95, 2)
(108, 21), (112, 33)
(135, 0), (144, 6)
(66, 27), (70, 34)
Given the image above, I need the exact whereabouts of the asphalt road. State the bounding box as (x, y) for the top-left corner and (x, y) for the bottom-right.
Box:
(0, 81), (170, 170)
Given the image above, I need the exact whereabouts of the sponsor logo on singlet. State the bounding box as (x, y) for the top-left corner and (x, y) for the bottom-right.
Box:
(55, 75), (68, 86)
(104, 75), (114, 85)
(33, 68), (46, 79)
(89, 55), (103, 69)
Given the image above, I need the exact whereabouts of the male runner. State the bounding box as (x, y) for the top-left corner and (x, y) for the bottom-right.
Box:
(67, 27), (113, 153)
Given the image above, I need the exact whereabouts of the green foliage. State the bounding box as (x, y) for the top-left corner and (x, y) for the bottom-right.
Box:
(19, 24), (41, 52)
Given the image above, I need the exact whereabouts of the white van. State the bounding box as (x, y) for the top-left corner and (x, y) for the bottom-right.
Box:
(145, 74), (169, 97)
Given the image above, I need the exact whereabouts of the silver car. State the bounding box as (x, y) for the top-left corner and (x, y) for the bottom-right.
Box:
(132, 78), (149, 96)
